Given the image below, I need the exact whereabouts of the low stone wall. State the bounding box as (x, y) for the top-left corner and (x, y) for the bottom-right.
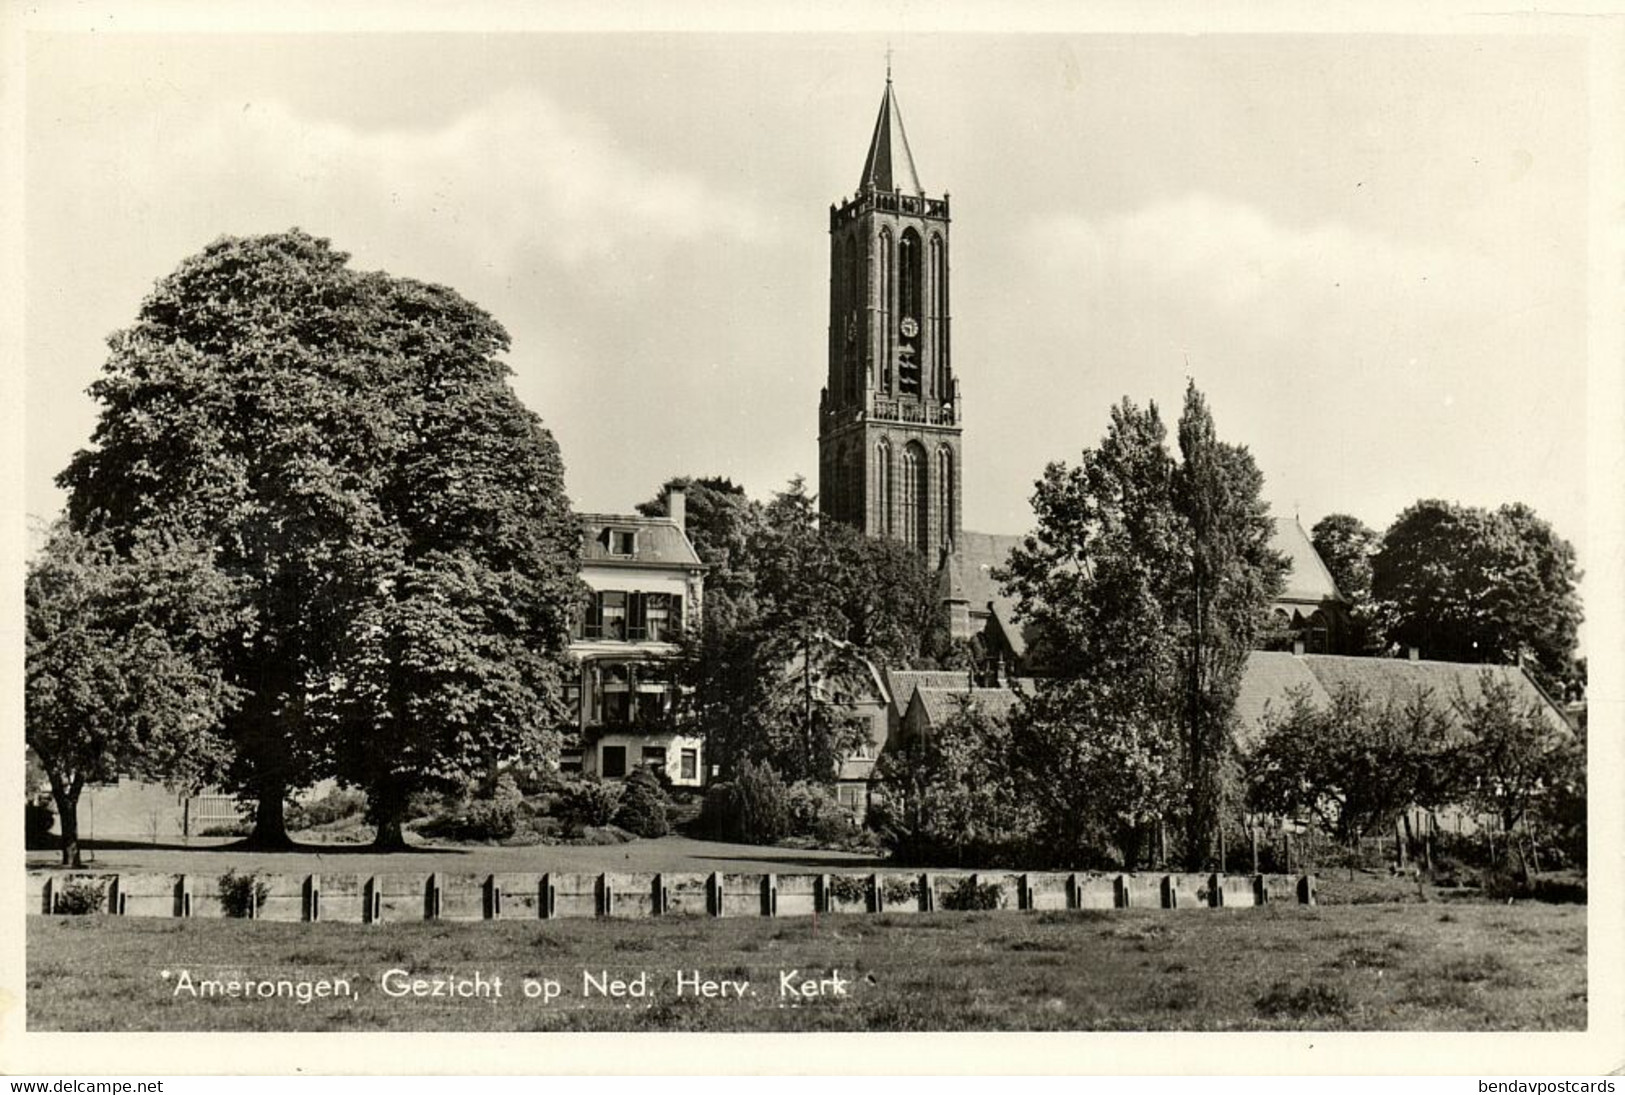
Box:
(27, 869), (1317, 922)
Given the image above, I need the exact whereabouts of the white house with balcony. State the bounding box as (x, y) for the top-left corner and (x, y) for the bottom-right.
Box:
(565, 490), (708, 788)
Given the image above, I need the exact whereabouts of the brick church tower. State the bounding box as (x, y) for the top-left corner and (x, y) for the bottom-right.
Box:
(818, 74), (962, 556)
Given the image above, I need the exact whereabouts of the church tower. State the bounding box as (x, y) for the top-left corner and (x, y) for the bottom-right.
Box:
(818, 74), (962, 555)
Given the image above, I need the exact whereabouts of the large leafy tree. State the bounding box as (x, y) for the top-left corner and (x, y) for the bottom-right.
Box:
(674, 476), (946, 783)
(1310, 513), (1383, 653)
(1371, 500), (1581, 692)
(26, 526), (241, 865)
(58, 231), (581, 848)
(1454, 672), (1573, 856)
(637, 475), (763, 629)
(1002, 383), (1286, 868)
(873, 693), (1032, 866)
(1247, 683), (1457, 845)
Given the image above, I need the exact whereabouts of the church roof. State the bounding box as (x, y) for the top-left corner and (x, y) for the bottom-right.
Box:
(859, 78), (924, 196)
(1235, 651), (1572, 750)
(946, 530), (1024, 620)
(1273, 516), (1344, 606)
(947, 519), (1339, 632)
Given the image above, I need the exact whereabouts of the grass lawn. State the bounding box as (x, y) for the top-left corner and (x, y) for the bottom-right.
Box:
(27, 902), (1584, 1032)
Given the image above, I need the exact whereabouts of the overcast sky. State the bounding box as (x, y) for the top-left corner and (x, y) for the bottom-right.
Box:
(25, 32), (1590, 570)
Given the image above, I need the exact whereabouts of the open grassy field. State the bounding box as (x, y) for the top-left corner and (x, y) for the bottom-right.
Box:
(27, 901), (1585, 1032)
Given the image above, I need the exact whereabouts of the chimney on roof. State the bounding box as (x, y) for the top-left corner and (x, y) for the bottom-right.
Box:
(1408, 646), (1421, 662)
(668, 487), (686, 533)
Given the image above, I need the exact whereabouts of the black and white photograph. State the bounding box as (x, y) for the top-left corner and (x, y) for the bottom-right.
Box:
(6, 2), (1621, 1075)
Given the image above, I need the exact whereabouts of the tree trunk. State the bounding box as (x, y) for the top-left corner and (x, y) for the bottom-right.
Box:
(241, 776), (295, 850)
(371, 776), (409, 851)
(49, 773), (84, 868)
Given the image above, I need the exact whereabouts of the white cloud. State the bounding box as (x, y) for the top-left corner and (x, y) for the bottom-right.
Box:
(1023, 193), (1513, 347)
(171, 89), (771, 276)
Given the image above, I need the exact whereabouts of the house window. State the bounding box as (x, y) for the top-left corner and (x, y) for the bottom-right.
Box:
(643, 593), (674, 642)
(563, 679), (583, 725)
(599, 591), (627, 641)
(600, 663), (631, 725)
(641, 746), (667, 773)
(601, 745), (627, 778)
(681, 749), (698, 781)
(608, 530), (637, 556)
(838, 785), (863, 809)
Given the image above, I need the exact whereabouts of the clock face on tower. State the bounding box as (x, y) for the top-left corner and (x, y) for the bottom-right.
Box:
(899, 316), (919, 338)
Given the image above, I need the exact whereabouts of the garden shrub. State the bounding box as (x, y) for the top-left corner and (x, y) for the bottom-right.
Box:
(614, 768), (670, 838)
(697, 781), (736, 836)
(53, 879), (106, 915)
(786, 780), (857, 844)
(728, 759), (790, 844)
(417, 775), (523, 842)
(285, 787), (368, 831)
(826, 875), (869, 905)
(882, 875), (920, 905)
(555, 776), (623, 834)
(939, 876), (1003, 911)
(217, 869), (270, 918)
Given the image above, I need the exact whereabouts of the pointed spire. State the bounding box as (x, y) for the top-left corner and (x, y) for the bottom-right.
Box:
(858, 75), (924, 196)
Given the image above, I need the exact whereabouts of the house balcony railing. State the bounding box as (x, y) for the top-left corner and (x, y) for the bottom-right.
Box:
(579, 623), (680, 643)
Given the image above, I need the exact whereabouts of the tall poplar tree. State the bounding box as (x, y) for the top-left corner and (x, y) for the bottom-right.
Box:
(1002, 382), (1286, 868)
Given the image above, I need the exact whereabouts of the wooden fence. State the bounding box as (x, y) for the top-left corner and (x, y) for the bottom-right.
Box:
(28, 869), (1317, 922)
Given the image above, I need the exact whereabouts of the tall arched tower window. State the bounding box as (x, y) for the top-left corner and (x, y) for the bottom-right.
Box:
(845, 236), (861, 397)
(937, 446), (954, 549)
(875, 439), (892, 536)
(929, 232), (946, 398)
(878, 228), (893, 392)
(900, 441), (928, 548)
(898, 229), (923, 395)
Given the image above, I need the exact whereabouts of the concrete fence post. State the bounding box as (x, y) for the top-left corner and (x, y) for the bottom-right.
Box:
(815, 874), (830, 914)
(652, 874), (669, 916)
(177, 875), (192, 918)
(1253, 874), (1268, 906)
(709, 872), (723, 917)
(598, 873), (613, 917)
(923, 873), (936, 913)
(1208, 872), (1223, 908)
(426, 873), (442, 920)
(307, 874), (322, 922)
(1018, 874), (1034, 911)
(871, 874), (884, 914)
(1297, 874), (1317, 906)
(1116, 874), (1131, 909)
(485, 876), (502, 920)
(540, 874), (557, 920)
(366, 876), (382, 924)
(42, 877), (54, 916)
(764, 874), (777, 918)
(1160, 874), (1176, 909)
(110, 876), (127, 916)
